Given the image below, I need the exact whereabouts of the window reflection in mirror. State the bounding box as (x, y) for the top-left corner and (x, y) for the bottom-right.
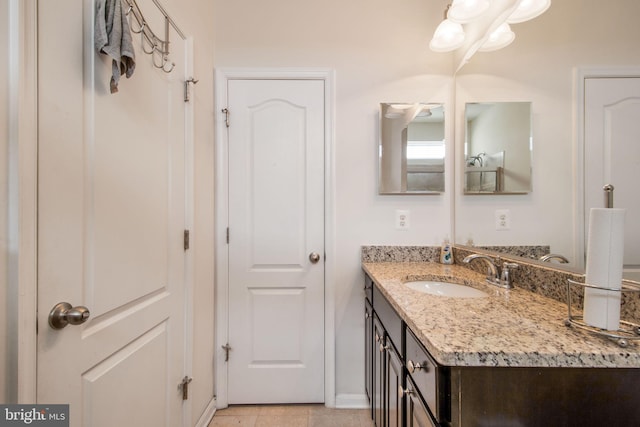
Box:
(379, 103), (445, 194)
(464, 102), (532, 194)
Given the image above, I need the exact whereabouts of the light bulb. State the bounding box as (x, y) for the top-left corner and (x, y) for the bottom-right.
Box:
(448, 0), (490, 24)
(478, 23), (515, 52)
(429, 19), (465, 52)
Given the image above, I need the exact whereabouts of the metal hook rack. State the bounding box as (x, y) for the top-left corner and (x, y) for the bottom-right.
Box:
(564, 279), (640, 347)
(124, 0), (184, 73)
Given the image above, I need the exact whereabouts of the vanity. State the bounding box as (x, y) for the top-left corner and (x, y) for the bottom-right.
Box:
(363, 261), (640, 427)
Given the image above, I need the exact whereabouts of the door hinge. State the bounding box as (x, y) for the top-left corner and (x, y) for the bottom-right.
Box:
(184, 78), (198, 102)
(222, 343), (232, 362)
(184, 229), (190, 251)
(180, 376), (193, 400)
(222, 108), (230, 127)
(226, 227), (229, 244)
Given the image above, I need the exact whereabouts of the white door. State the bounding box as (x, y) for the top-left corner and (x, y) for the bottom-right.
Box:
(585, 77), (640, 280)
(226, 79), (325, 404)
(37, 1), (189, 425)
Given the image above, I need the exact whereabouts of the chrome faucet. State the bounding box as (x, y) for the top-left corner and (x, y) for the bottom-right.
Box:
(539, 253), (569, 263)
(462, 254), (518, 289)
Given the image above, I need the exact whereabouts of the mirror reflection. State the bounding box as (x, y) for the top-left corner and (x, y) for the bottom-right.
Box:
(379, 103), (445, 194)
(464, 102), (532, 194)
(453, 0), (640, 273)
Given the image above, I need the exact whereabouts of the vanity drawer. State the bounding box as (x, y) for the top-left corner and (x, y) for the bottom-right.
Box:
(373, 286), (403, 352)
(405, 327), (448, 423)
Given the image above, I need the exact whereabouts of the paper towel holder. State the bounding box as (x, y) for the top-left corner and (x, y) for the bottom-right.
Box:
(565, 279), (640, 347)
(604, 184), (614, 208)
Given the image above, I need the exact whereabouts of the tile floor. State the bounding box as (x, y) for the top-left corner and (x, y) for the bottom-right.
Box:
(208, 404), (374, 427)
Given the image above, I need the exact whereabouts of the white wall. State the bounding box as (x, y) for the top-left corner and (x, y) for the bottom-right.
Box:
(213, 0), (454, 402)
(455, 0), (640, 264)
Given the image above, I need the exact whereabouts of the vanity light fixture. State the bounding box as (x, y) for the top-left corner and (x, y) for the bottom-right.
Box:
(429, 0), (551, 54)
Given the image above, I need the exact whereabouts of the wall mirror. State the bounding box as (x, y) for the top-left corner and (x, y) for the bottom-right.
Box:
(464, 102), (532, 194)
(379, 103), (445, 194)
(453, 0), (640, 276)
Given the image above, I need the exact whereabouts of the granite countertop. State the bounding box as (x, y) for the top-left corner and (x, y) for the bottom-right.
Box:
(363, 261), (640, 368)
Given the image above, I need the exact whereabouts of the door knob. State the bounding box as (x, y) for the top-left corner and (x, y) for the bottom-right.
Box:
(49, 302), (90, 330)
(309, 252), (321, 264)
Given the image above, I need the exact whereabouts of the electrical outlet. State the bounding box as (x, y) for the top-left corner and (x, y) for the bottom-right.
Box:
(396, 210), (410, 230)
(495, 209), (511, 231)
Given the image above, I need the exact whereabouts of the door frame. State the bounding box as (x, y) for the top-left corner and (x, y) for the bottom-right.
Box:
(9, 0), (38, 404)
(574, 66), (640, 270)
(213, 68), (336, 408)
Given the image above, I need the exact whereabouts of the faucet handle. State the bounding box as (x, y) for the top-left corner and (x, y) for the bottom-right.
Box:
(500, 262), (519, 288)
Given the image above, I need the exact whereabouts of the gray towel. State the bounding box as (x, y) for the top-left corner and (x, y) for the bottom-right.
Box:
(95, 0), (136, 93)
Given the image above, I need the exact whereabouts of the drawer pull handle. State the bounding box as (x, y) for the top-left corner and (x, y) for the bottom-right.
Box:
(398, 385), (415, 398)
(407, 359), (428, 373)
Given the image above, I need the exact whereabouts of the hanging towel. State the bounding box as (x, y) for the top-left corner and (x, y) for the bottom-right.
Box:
(95, 0), (136, 93)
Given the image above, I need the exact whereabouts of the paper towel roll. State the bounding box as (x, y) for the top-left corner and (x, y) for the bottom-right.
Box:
(583, 208), (626, 330)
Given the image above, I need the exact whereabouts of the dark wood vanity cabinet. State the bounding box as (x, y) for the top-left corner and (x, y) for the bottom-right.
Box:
(365, 273), (640, 427)
(405, 375), (437, 427)
(366, 277), (443, 427)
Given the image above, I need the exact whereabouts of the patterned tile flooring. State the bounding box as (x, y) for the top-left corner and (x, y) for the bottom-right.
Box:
(208, 404), (374, 427)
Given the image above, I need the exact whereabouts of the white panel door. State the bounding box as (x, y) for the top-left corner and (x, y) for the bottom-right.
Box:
(227, 79), (325, 404)
(585, 77), (640, 279)
(36, 1), (188, 425)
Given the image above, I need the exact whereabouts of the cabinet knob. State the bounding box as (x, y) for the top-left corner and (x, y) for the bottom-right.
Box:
(398, 385), (415, 398)
(407, 359), (428, 373)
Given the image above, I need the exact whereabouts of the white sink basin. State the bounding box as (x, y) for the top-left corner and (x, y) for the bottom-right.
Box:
(404, 280), (488, 298)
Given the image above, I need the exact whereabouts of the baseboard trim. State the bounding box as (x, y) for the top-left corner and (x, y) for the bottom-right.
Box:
(194, 398), (217, 427)
(334, 393), (370, 409)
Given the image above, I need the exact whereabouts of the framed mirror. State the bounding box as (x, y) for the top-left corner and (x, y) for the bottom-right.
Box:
(379, 103), (445, 194)
(463, 102), (532, 194)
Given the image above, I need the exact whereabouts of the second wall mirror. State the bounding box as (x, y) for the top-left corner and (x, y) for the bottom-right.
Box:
(464, 102), (532, 194)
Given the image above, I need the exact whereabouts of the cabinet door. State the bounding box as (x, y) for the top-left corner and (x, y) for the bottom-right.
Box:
(365, 300), (373, 408)
(405, 376), (438, 427)
(373, 315), (385, 427)
(386, 342), (403, 427)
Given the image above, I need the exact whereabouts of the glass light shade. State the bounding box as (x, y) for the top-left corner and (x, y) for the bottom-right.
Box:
(448, 0), (490, 23)
(429, 19), (465, 52)
(506, 0), (551, 24)
(478, 23), (515, 52)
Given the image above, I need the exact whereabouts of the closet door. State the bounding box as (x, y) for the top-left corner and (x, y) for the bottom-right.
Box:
(584, 77), (640, 279)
